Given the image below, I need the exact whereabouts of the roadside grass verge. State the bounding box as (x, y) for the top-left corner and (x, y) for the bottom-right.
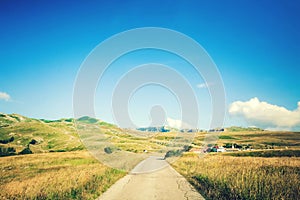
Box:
(172, 154), (300, 200)
(0, 151), (126, 199)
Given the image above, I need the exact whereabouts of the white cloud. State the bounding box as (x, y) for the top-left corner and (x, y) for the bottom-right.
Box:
(197, 82), (212, 89)
(166, 117), (191, 129)
(197, 83), (208, 88)
(229, 97), (300, 129)
(167, 118), (182, 129)
(0, 92), (10, 101)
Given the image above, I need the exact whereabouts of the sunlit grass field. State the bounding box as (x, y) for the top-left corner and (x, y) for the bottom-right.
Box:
(1, 114), (300, 199)
(0, 151), (125, 199)
(172, 153), (300, 200)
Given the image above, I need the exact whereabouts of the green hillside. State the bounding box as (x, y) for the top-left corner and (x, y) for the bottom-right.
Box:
(0, 113), (169, 157)
(0, 113), (84, 155)
(1, 113), (299, 157)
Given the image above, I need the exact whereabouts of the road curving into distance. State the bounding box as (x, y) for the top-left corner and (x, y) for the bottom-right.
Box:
(97, 156), (204, 200)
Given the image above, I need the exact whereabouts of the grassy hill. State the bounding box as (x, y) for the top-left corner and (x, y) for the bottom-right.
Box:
(1, 113), (299, 157)
(1, 113), (299, 199)
(191, 127), (300, 150)
(0, 113), (179, 158)
(0, 113), (84, 155)
(0, 114), (128, 199)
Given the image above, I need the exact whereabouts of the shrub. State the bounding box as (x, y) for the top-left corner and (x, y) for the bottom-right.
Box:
(0, 137), (14, 144)
(165, 149), (182, 158)
(19, 146), (33, 155)
(104, 147), (113, 154)
(29, 139), (37, 145)
(183, 145), (192, 152)
(64, 118), (73, 122)
(0, 147), (16, 157)
(165, 145), (193, 158)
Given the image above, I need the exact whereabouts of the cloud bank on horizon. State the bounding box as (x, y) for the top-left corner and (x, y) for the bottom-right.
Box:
(229, 97), (300, 130)
(0, 92), (10, 101)
(166, 117), (192, 129)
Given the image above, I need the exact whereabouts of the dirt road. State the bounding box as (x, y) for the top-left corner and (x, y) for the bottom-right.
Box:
(97, 156), (204, 200)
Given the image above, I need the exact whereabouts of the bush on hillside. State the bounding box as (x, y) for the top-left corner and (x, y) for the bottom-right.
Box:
(29, 139), (38, 145)
(164, 145), (192, 159)
(19, 146), (33, 155)
(104, 147), (113, 154)
(0, 136), (14, 144)
(0, 147), (16, 157)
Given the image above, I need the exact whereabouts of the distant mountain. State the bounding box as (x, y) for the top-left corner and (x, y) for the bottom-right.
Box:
(137, 126), (170, 132)
(136, 125), (264, 133)
(137, 126), (181, 132)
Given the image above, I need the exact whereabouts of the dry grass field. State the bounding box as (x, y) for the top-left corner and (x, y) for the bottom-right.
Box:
(0, 151), (125, 200)
(172, 153), (300, 200)
(192, 129), (300, 150)
(1, 114), (300, 199)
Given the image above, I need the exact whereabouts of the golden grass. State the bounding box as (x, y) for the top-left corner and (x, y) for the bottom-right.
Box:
(192, 131), (300, 150)
(172, 153), (300, 199)
(0, 151), (126, 199)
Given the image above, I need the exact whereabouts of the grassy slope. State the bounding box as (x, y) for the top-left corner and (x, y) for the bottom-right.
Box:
(192, 129), (300, 150)
(0, 114), (130, 199)
(172, 128), (300, 199)
(1, 113), (300, 199)
(172, 153), (300, 200)
(0, 151), (125, 199)
(0, 113), (83, 153)
(1, 113), (298, 154)
(0, 113), (187, 199)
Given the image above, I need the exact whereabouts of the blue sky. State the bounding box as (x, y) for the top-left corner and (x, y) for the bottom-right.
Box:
(0, 0), (299, 130)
